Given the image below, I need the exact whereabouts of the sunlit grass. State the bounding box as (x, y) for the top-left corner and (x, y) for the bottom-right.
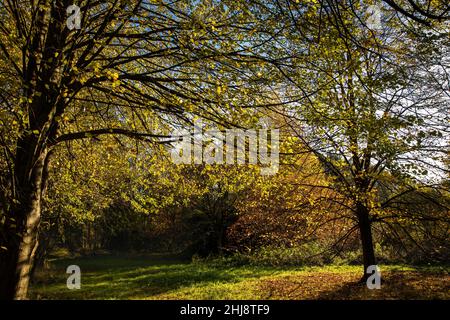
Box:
(29, 255), (450, 300)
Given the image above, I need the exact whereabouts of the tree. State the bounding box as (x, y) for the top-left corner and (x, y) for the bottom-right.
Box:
(0, 0), (263, 299)
(257, 0), (449, 278)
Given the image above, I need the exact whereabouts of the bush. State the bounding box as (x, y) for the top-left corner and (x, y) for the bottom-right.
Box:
(194, 243), (330, 267)
(193, 241), (426, 268)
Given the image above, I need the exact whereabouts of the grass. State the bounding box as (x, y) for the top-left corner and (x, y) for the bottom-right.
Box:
(29, 254), (450, 300)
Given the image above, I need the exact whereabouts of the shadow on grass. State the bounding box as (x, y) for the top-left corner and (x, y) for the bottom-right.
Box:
(257, 268), (450, 300)
(31, 254), (258, 299)
(31, 256), (450, 300)
(315, 271), (450, 300)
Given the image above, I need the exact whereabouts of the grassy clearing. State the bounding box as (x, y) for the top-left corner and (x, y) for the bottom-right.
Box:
(30, 255), (450, 300)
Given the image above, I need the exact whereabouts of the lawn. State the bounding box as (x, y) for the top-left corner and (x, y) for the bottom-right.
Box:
(29, 255), (450, 300)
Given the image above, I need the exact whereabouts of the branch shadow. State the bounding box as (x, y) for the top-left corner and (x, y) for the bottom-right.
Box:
(316, 271), (450, 300)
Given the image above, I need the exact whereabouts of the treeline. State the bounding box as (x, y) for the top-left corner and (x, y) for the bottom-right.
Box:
(36, 137), (449, 267)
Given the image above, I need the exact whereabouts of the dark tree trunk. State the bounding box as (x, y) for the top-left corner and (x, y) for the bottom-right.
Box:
(0, 2), (66, 299)
(12, 200), (42, 299)
(0, 135), (48, 300)
(0, 1), (73, 300)
(356, 202), (376, 281)
(0, 239), (20, 300)
(0, 194), (43, 300)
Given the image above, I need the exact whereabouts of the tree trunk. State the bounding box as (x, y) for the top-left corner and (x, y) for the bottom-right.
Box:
(0, 240), (20, 300)
(13, 201), (41, 299)
(356, 202), (376, 281)
(0, 136), (47, 300)
(0, 1), (67, 300)
(0, 191), (42, 300)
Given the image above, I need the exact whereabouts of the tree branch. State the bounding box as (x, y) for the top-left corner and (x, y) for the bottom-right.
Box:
(53, 128), (177, 145)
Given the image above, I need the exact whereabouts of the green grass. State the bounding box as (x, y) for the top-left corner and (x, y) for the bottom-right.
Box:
(29, 254), (450, 300)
